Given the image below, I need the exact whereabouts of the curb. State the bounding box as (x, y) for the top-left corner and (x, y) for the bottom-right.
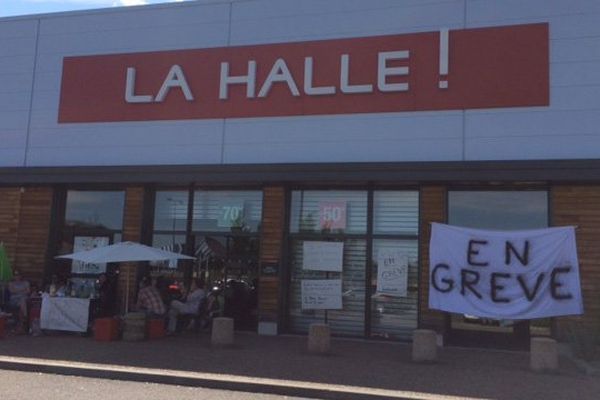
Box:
(0, 356), (481, 400)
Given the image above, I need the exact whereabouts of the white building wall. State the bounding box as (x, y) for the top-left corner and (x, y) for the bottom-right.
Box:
(27, 2), (230, 167)
(464, 0), (600, 160)
(0, 19), (37, 166)
(0, 0), (598, 167)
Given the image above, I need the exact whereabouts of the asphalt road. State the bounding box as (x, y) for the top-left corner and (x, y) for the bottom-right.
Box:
(0, 370), (312, 400)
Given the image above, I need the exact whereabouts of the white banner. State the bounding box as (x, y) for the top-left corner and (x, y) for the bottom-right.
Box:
(302, 241), (344, 272)
(429, 223), (583, 320)
(40, 294), (90, 332)
(301, 279), (342, 310)
(376, 249), (408, 297)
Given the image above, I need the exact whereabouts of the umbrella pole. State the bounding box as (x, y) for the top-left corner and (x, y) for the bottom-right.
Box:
(125, 264), (130, 314)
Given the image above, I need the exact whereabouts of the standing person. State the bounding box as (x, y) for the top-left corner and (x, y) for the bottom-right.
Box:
(167, 278), (205, 334)
(8, 270), (30, 333)
(136, 276), (166, 317)
(28, 283), (42, 336)
(96, 273), (116, 317)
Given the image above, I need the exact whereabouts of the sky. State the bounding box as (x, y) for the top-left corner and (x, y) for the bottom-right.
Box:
(0, 0), (191, 18)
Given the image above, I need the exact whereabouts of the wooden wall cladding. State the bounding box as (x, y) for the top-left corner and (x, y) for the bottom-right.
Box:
(0, 188), (21, 271)
(551, 186), (600, 337)
(418, 186), (447, 332)
(0, 187), (53, 285)
(16, 188), (53, 285)
(258, 187), (285, 322)
(117, 187), (144, 312)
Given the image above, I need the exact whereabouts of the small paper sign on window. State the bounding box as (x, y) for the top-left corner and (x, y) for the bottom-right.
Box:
(301, 279), (342, 310)
(376, 249), (409, 297)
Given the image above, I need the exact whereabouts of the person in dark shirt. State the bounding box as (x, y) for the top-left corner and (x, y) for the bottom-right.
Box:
(96, 273), (116, 317)
(8, 270), (30, 333)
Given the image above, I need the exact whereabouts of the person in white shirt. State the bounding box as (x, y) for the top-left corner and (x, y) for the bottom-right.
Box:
(167, 278), (205, 334)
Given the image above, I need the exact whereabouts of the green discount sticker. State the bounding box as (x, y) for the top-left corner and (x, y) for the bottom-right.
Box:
(218, 202), (245, 228)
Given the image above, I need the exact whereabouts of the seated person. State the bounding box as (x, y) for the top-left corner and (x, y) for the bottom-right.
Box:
(167, 278), (205, 334)
(199, 287), (222, 329)
(136, 276), (166, 317)
(8, 270), (30, 332)
(47, 274), (68, 297)
(55, 277), (68, 297)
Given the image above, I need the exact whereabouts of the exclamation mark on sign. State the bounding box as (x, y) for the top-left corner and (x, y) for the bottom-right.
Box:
(439, 29), (449, 89)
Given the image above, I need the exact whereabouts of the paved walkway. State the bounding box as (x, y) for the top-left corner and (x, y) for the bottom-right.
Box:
(0, 332), (597, 400)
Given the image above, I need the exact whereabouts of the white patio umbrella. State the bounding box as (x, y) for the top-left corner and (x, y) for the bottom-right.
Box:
(56, 241), (195, 312)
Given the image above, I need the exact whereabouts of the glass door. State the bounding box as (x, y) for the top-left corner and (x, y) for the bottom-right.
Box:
(286, 189), (419, 340)
(287, 190), (368, 337)
(191, 190), (262, 331)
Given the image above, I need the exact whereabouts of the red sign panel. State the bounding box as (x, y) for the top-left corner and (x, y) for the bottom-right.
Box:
(58, 23), (548, 123)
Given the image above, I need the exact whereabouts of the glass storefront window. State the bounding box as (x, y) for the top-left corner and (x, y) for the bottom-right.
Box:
(154, 191), (189, 231)
(373, 191), (418, 235)
(192, 191), (262, 233)
(151, 233), (187, 272)
(448, 191), (548, 230)
(370, 239), (418, 340)
(194, 235), (260, 287)
(150, 189), (263, 330)
(65, 190), (125, 230)
(448, 190), (550, 336)
(57, 190), (125, 281)
(188, 190), (263, 331)
(287, 190), (419, 339)
(151, 191), (189, 271)
(370, 191), (419, 340)
(289, 238), (366, 336)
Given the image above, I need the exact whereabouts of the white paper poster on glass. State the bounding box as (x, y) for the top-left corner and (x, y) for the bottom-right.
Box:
(301, 279), (342, 310)
(429, 223), (583, 320)
(376, 249), (409, 297)
(302, 241), (344, 272)
(71, 236), (110, 274)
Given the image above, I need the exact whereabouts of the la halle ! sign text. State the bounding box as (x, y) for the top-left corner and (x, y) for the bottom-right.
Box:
(58, 23), (548, 123)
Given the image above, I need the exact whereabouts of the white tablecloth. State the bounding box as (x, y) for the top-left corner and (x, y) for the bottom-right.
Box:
(40, 294), (90, 332)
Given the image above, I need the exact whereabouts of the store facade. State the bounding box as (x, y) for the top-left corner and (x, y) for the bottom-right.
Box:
(1, 0), (599, 347)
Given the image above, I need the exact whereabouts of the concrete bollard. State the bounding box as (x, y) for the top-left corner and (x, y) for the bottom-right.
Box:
(530, 337), (559, 372)
(211, 317), (234, 346)
(122, 312), (146, 342)
(308, 323), (331, 354)
(412, 329), (437, 362)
